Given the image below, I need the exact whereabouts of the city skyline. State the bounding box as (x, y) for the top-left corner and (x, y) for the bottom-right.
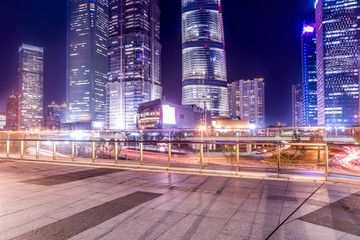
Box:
(0, 0), (314, 126)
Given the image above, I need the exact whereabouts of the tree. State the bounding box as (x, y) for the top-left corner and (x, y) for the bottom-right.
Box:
(222, 144), (237, 167)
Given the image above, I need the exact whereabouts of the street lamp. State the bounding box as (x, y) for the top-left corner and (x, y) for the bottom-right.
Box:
(199, 125), (206, 142)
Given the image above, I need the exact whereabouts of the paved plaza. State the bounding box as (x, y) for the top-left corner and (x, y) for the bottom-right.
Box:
(0, 159), (359, 240)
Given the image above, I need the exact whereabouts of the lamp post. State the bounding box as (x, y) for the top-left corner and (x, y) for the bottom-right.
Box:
(199, 125), (206, 170)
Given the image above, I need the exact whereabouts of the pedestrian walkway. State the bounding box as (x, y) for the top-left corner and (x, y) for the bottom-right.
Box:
(0, 159), (359, 240)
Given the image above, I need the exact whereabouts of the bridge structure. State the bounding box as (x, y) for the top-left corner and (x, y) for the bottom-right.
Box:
(0, 127), (359, 184)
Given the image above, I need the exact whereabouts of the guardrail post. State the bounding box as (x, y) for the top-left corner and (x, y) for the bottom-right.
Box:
(325, 145), (329, 181)
(277, 144), (280, 178)
(92, 141), (95, 163)
(53, 141), (56, 160)
(6, 140), (10, 158)
(20, 141), (24, 158)
(114, 142), (118, 164)
(200, 143), (204, 170)
(36, 141), (40, 159)
(236, 144), (240, 173)
(71, 142), (75, 161)
(140, 142), (143, 166)
(168, 143), (171, 168)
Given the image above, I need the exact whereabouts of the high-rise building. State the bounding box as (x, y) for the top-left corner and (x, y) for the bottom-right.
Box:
(181, 0), (229, 117)
(46, 101), (61, 130)
(66, 0), (108, 123)
(0, 113), (6, 130)
(292, 84), (303, 127)
(18, 44), (44, 130)
(228, 78), (265, 128)
(5, 93), (18, 130)
(60, 102), (67, 124)
(301, 23), (318, 127)
(315, 0), (360, 126)
(106, 0), (162, 130)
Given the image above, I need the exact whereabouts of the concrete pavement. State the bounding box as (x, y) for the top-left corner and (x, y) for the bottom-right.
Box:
(0, 159), (359, 240)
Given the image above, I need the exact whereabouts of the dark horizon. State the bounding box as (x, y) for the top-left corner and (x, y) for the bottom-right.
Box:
(0, 0), (315, 126)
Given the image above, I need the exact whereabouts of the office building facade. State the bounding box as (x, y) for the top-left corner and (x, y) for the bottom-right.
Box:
(106, 0), (162, 130)
(228, 78), (265, 128)
(18, 44), (44, 130)
(301, 23), (318, 127)
(5, 93), (18, 130)
(181, 0), (229, 117)
(292, 84), (303, 127)
(66, 0), (108, 123)
(316, 0), (360, 126)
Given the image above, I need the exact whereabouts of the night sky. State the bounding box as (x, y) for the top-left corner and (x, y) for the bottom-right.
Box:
(0, 0), (315, 126)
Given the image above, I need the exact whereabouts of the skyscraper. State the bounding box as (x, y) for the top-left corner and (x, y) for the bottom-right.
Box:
(228, 78), (265, 128)
(5, 93), (18, 130)
(316, 0), (360, 126)
(106, 0), (162, 130)
(181, 0), (229, 117)
(18, 44), (44, 130)
(301, 23), (318, 127)
(66, 0), (108, 123)
(292, 84), (303, 127)
(46, 101), (61, 130)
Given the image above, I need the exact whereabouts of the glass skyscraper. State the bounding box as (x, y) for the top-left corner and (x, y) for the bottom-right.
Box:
(181, 0), (229, 117)
(228, 78), (265, 128)
(18, 44), (44, 130)
(106, 0), (162, 130)
(316, 0), (360, 126)
(301, 23), (318, 127)
(66, 0), (108, 123)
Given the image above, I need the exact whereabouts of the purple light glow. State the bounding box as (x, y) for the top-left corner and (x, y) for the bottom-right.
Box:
(302, 23), (316, 36)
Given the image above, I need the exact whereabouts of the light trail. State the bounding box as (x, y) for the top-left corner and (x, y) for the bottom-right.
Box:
(332, 146), (360, 173)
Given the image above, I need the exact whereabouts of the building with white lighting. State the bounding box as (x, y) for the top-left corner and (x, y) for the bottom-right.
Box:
(66, 0), (108, 124)
(316, 0), (360, 126)
(137, 99), (207, 130)
(18, 44), (44, 130)
(181, 0), (229, 117)
(228, 78), (265, 128)
(106, 0), (162, 130)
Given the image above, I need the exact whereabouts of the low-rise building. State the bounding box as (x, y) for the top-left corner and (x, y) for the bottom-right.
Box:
(137, 99), (210, 130)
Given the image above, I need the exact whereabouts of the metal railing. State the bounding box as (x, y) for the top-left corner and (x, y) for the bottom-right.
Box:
(3, 138), (352, 181)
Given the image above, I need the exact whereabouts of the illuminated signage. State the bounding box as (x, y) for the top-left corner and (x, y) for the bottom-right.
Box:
(303, 25), (315, 34)
(162, 105), (176, 125)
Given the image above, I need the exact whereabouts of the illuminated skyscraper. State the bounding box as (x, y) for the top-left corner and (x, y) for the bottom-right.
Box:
(5, 93), (18, 130)
(106, 0), (162, 130)
(292, 84), (303, 127)
(181, 0), (229, 117)
(66, 0), (108, 123)
(228, 78), (265, 128)
(301, 23), (318, 127)
(316, 0), (360, 126)
(18, 44), (44, 130)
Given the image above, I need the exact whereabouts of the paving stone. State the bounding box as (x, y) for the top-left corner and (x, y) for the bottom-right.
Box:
(157, 214), (228, 240)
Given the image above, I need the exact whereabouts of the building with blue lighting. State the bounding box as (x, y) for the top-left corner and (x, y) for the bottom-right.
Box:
(301, 23), (318, 127)
(181, 0), (229, 117)
(106, 0), (162, 130)
(66, 0), (108, 124)
(315, 0), (360, 126)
